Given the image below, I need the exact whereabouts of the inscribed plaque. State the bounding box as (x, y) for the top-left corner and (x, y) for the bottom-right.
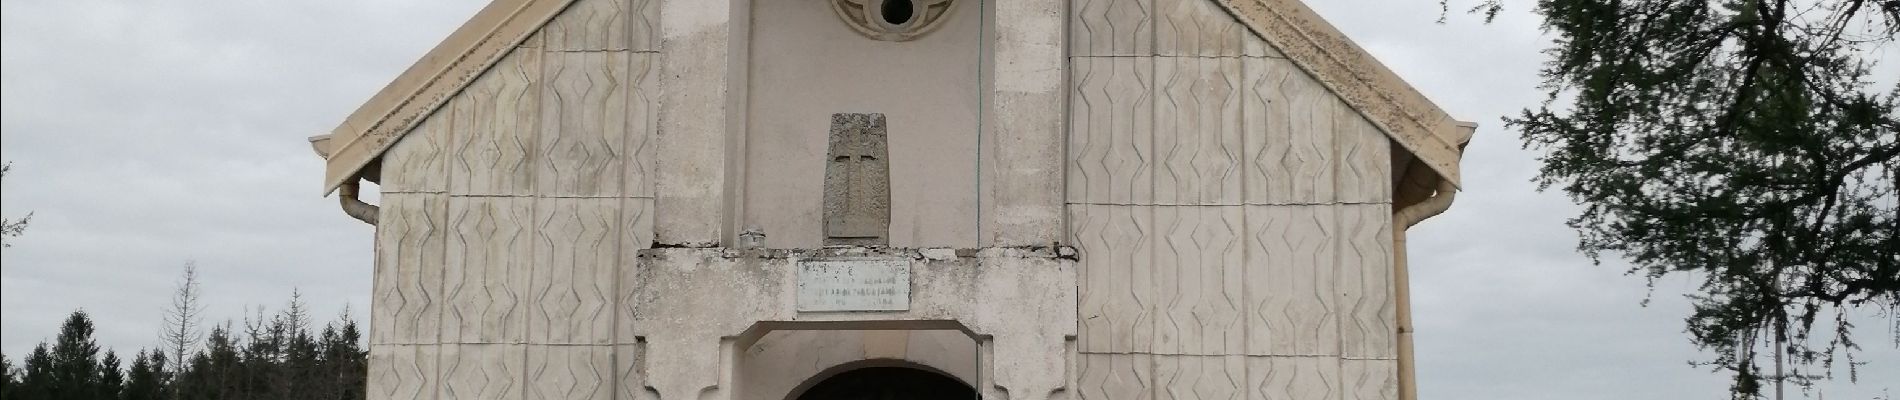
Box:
(797, 259), (911, 312)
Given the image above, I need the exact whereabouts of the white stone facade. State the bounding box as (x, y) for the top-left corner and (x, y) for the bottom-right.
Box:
(310, 0), (1471, 398)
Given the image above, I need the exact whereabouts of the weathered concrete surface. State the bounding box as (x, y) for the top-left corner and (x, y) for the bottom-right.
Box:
(332, 0), (1479, 399)
(654, 0), (731, 247)
(737, 329), (978, 400)
(982, 0), (1067, 247)
(743, 0), (983, 248)
(1066, 0), (1404, 399)
(634, 247), (1077, 400)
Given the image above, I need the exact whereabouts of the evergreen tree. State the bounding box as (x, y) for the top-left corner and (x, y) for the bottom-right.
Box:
(98, 351), (123, 400)
(120, 351), (166, 400)
(17, 344), (53, 400)
(1445, 0), (1898, 397)
(49, 311), (104, 399)
(6, 297), (370, 400)
(238, 307), (282, 398)
(2, 353), (16, 400)
(315, 313), (365, 400)
(200, 324), (240, 400)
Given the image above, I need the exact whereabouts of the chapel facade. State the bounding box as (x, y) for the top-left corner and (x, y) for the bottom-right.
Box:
(305, 0), (1474, 399)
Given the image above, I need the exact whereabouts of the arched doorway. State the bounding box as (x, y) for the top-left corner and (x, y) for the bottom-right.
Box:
(793, 366), (976, 400)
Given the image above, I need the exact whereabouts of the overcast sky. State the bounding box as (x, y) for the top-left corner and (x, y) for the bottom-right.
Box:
(1, 1), (1894, 399)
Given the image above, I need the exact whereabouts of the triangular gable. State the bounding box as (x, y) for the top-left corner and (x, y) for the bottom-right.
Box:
(1219, 0), (1471, 186)
(315, 0), (1470, 195)
(316, 0), (575, 195)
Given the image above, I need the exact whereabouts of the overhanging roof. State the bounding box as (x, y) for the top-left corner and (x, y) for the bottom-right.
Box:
(314, 0), (1470, 195)
(315, 0), (575, 195)
(1219, 0), (1471, 185)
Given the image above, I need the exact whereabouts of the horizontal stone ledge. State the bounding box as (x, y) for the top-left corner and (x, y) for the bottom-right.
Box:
(633, 246), (1080, 261)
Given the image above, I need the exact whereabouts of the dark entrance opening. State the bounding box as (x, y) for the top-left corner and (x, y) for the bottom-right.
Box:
(794, 367), (975, 400)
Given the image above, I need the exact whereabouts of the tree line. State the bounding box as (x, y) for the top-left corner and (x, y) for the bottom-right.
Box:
(0, 265), (367, 400)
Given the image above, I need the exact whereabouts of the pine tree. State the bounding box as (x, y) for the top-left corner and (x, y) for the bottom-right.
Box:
(120, 351), (166, 400)
(49, 311), (104, 399)
(171, 325), (237, 400)
(17, 344), (53, 400)
(98, 351), (123, 400)
(1446, 0), (1900, 397)
(239, 307), (282, 398)
(2, 353), (17, 400)
(315, 312), (365, 400)
(202, 324), (240, 400)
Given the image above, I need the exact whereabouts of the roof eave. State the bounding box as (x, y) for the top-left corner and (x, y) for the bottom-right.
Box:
(317, 0), (576, 196)
(1218, 0), (1471, 187)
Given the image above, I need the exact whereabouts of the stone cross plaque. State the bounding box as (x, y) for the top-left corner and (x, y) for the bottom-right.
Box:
(796, 259), (911, 312)
(823, 113), (891, 246)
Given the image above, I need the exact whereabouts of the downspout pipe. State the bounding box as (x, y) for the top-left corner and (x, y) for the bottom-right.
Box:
(1393, 178), (1455, 400)
(339, 178), (379, 226)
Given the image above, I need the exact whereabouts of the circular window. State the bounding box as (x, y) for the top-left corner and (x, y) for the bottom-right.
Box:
(880, 0), (912, 25)
(829, 0), (957, 42)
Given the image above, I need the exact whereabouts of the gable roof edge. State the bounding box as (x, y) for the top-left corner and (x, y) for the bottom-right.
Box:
(1218, 0), (1468, 187)
(318, 0), (576, 195)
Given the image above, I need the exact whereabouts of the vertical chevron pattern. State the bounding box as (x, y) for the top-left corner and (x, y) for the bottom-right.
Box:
(527, 346), (613, 400)
(1070, 0), (1398, 397)
(538, 52), (629, 198)
(444, 198), (533, 343)
(529, 198), (618, 344)
(1072, 0), (1153, 57)
(439, 345), (524, 400)
(368, 345), (440, 400)
(365, 0), (655, 398)
(543, 0), (631, 51)
(1341, 360), (1398, 400)
(1070, 56), (1155, 206)
(383, 114), (450, 194)
(450, 50), (540, 197)
(374, 193), (447, 345)
(1246, 357), (1338, 400)
(1156, 0), (1242, 57)
(1337, 204), (1395, 359)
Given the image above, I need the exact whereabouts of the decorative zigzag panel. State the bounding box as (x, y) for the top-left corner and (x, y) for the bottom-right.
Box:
(1247, 357), (1339, 400)
(1154, 206), (1244, 355)
(444, 197), (534, 343)
(383, 111), (450, 194)
(449, 50), (539, 197)
(1243, 205), (1336, 356)
(526, 345), (614, 400)
(538, 51), (631, 198)
(1069, 0), (1398, 398)
(1078, 353), (1153, 400)
(365, 0), (660, 397)
(374, 193), (447, 345)
(368, 344), (439, 400)
(613, 344), (645, 400)
(1073, 204), (1156, 354)
(1155, 56), (1243, 206)
(1337, 204), (1395, 359)
(1071, 0), (1153, 57)
(1342, 360), (1399, 400)
(1070, 57), (1155, 206)
(529, 198), (620, 344)
(1156, 0), (1244, 57)
(440, 344), (525, 400)
(1154, 355), (1246, 400)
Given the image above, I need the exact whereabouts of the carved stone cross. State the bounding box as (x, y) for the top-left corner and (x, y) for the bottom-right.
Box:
(824, 113), (891, 246)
